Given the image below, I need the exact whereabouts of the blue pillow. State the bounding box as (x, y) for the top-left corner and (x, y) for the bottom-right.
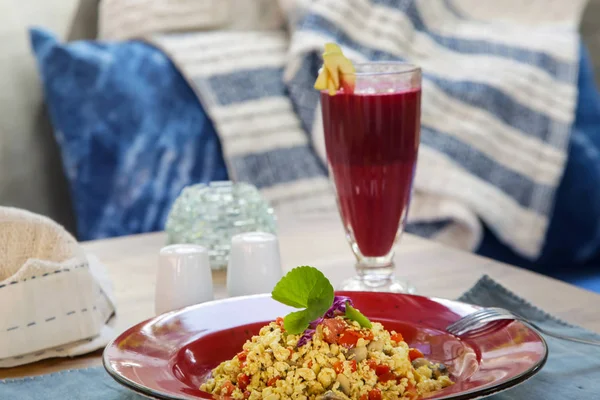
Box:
(478, 41), (600, 292)
(30, 28), (228, 240)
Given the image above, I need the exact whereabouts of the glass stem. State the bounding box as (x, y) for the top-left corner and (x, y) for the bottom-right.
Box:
(356, 257), (395, 287)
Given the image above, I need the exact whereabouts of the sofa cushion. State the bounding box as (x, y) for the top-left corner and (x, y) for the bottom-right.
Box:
(30, 28), (228, 240)
(478, 41), (600, 293)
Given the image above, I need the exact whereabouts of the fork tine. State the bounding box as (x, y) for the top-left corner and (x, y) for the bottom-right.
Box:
(449, 307), (516, 332)
(488, 307), (514, 316)
(446, 309), (486, 333)
(450, 314), (514, 336)
(446, 311), (481, 332)
(456, 308), (509, 327)
(448, 308), (515, 336)
(447, 313), (495, 335)
(449, 308), (600, 345)
(447, 308), (499, 333)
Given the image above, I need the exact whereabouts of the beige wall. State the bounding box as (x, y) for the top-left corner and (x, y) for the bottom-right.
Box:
(581, 0), (600, 85)
(0, 0), (84, 232)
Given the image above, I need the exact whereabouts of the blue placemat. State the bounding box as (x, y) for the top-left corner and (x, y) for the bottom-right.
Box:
(2, 276), (599, 399)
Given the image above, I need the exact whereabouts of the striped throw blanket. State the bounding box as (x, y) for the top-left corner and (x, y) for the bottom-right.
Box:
(105, 0), (588, 259)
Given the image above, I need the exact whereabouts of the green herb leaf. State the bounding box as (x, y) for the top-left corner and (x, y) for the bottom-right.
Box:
(272, 266), (334, 309)
(271, 266), (334, 334)
(283, 298), (333, 334)
(283, 310), (313, 334)
(345, 303), (372, 329)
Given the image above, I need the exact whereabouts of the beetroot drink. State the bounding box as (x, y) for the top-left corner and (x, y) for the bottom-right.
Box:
(321, 88), (421, 258)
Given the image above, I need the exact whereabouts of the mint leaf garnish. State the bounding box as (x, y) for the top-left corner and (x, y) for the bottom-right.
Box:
(283, 310), (313, 334)
(271, 266), (334, 334)
(345, 303), (372, 329)
(271, 266), (373, 341)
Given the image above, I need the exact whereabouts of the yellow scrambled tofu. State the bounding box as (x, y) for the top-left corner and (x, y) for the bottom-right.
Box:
(201, 317), (452, 399)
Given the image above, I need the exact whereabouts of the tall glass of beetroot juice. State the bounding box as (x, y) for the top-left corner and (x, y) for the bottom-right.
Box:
(321, 62), (421, 293)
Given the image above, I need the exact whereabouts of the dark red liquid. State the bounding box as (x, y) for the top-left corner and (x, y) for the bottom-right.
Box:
(321, 89), (421, 257)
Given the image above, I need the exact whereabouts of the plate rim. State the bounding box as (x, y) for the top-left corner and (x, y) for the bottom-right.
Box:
(102, 292), (549, 400)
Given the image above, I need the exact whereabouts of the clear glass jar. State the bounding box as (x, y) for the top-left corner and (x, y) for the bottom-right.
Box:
(165, 181), (277, 270)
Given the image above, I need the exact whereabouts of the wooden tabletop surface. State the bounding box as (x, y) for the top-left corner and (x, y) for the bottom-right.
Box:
(2, 214), (600, 379)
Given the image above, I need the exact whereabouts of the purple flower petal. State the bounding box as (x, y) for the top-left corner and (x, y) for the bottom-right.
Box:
(297, 296), (354, 346)
(325, 296), (352, 318)
(297, 329), (314, 346)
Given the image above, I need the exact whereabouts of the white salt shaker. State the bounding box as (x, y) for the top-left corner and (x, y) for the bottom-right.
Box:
(227, 232), (283, 297)
(155, 244), (214, 315)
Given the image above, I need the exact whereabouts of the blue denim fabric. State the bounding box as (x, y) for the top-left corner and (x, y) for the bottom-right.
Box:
(30, 28), (228, 241)
(478, 42), (600, 293)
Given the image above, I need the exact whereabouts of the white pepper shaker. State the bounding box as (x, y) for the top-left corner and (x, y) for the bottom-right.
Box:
(155, 244), (214, 315)
(226, 232), (283, 297)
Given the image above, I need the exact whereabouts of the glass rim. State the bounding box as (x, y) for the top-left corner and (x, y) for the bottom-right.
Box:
(342, 61), (421, 77)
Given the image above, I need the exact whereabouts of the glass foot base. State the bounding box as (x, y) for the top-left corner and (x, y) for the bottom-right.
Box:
(338, 276), (416, 294)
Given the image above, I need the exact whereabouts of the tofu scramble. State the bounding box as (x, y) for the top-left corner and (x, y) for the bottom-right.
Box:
(200, 316), (453, 399)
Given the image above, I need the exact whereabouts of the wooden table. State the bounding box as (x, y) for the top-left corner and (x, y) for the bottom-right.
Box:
(2, 215), (600, 379)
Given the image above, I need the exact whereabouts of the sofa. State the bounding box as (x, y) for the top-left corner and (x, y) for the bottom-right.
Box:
(2, 0), (600, 290)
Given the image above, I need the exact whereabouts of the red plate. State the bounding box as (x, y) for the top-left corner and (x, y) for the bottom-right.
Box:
(103, 292), (547, 399)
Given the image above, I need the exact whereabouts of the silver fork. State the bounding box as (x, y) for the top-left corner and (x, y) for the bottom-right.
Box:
(447, 307), (600, 346)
